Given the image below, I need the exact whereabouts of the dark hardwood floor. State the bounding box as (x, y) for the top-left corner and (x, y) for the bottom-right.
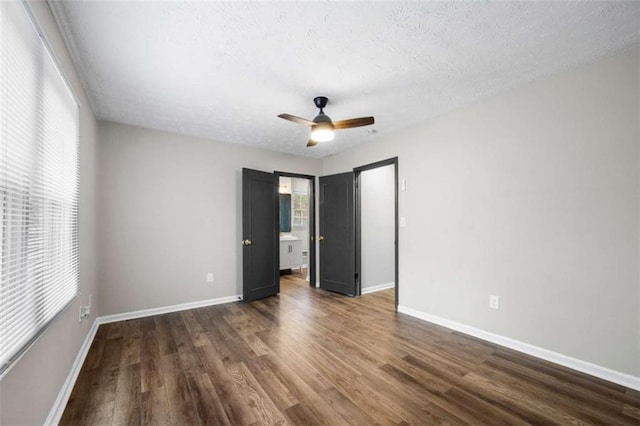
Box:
(61, 272), (640, 425)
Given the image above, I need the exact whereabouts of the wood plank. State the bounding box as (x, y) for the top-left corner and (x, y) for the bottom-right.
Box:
(120, 320), (142, 366)
(317, 386), (381, 425)
(140, 329), (163, 393)
(477, 357), (638, 425)
(85, 400), (114, 426)
(112, 362), (142, 425)
(225, 361), (287, 425)
(58, 366), (97, 425)
(187, 372), (232, 425)
(196, 340), (259, 425)
(141, 385), (172, 425)
(464, 372), (587, 424)
(87, 336), (122, 408)
(154, 315), (178, 356)
(159, 353), (200, 425)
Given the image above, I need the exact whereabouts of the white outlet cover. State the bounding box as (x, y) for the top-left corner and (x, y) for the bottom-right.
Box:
(489, 295), (500, 310)
(400, 217), (407, 227)
(206, 273), (214, 283)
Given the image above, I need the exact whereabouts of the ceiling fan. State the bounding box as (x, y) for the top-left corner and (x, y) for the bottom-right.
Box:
(278, 96), (375, 147)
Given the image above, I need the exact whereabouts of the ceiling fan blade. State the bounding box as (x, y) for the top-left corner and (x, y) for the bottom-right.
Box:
(306, 139), (318, 147)
(278, 113), (315, 127)
(333, 116), (375, 130)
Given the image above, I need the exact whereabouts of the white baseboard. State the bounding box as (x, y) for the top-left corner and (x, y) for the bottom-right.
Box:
(98, 294), (242, 324)
(46, 294), (242, 423)
(361, 282), (395, 295)
(45, 318), (100, 425)
(397, 305), (640, 391)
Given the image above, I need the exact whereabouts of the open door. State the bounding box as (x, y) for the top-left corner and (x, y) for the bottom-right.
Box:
(242, 168), (279, 302)
(319, 172), (356, 296)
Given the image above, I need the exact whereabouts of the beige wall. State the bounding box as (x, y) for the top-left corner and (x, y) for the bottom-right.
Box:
(323, 47), (640, 377)
(0, 2), (99, 425)
(97, 121), (322, 315)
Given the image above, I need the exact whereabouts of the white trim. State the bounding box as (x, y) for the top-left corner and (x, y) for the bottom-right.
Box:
(397, 305), (640, 391)
(315, 281), (320, 288)
(361, 282), (395, 295)
(98, 295), (242, 324)
(45, 318), (99, 425)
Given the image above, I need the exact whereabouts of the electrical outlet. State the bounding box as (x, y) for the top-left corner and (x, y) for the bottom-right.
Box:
(489, 295), (500, 310)
(79, 294), (92, 322)
(79, 305), (90, 322)
(206, 272), (214, 283)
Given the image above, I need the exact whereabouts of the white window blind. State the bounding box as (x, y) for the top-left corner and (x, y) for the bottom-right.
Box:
(0, 1), (79, 378)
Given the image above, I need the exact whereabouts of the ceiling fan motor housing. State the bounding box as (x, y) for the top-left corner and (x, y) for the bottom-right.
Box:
(313, 112), (333, 125)
(313, 96), (329, 111)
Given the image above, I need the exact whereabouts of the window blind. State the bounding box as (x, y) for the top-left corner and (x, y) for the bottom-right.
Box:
(0, 1), (79, 378)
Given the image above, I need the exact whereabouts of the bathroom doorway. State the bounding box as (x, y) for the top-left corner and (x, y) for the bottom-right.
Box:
(275, 172), (315, 288)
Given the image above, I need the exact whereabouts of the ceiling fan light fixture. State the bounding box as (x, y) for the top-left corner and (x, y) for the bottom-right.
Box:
(278, 96), (374, 147)
(310, 122), (335, 142)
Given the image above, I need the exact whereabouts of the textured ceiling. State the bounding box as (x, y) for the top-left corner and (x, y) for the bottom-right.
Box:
(50, 1), (639, 158)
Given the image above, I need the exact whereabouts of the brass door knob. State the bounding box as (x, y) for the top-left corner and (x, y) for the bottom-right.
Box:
(242, 239), (252, 246)
(318, 236), (324, 241)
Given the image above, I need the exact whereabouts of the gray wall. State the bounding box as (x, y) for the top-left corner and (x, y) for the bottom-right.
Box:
(361, 165), (395, 290)
(97, 121), (322, 315)
(323, 47), (640, 377)
(0, 2), (99, 425)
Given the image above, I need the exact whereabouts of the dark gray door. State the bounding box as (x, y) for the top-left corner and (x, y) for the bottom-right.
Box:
(319, 172), (356, 296)
(242, 168), (279, 302)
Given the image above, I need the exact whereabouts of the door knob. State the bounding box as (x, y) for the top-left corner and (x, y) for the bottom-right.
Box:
(319, 236), (324, 241)
(242, 239), (252, 246)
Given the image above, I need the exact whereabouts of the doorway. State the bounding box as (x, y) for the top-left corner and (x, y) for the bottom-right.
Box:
(275, 172), (316, 289)
(355, 158), (398, 308)
(316, 158), (398, 306)
(242, 163), (396, 306)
